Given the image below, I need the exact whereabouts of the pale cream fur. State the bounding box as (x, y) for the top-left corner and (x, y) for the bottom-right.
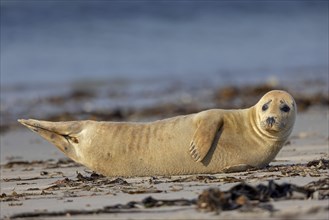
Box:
(18, 90), (296, 177)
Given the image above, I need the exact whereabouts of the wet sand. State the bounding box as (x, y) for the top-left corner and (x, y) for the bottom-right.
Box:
(1, 106), (328, 219)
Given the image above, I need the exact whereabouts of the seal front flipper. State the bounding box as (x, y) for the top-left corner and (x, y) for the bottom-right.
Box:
(18, 119), (82, 162)
(223, 164), (254, 173)
(189, 111), (223, 162)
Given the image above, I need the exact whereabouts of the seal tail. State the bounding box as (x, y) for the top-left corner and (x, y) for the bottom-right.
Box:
(18, 119), (82, 161)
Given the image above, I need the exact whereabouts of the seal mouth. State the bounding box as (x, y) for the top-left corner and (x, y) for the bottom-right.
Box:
(261, 120), (282, 133)
(265, 126), (279, 133)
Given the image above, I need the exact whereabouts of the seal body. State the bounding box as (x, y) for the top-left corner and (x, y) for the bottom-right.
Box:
(19, 90), (296, 177)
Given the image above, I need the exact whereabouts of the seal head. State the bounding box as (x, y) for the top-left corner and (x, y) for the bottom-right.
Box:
(255, 90), (296, 139)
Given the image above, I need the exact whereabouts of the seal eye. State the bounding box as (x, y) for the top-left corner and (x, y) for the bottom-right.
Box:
(281, 105), (290, 112)
(262, 104), (268, 111)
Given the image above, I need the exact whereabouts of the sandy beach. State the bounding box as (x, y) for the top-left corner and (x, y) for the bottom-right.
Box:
(1, 2), (328, 219)
(1, 101), (328, 219)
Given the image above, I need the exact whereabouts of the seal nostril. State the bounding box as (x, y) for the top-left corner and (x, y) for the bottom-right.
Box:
(266, 117), (275, 126)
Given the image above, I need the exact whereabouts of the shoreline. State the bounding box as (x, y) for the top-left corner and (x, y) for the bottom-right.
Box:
(1, 82), (328, 133)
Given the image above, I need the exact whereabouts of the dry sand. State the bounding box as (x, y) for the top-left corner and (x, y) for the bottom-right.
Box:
(1, 108), (328, 219)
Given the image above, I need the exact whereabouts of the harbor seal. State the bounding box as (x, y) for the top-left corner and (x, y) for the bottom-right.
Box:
(18, 90), (296, 177)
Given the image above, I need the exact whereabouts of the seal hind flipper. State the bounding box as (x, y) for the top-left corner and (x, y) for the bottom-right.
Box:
(18, 119), (81, 135)
(18, 119), (82, 161)
(189, 111), (223, 162)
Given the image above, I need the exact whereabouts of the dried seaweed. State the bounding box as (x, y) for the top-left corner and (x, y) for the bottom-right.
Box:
(304, 178), (329, 200)
(1, 158), (80, 170)
(45, 158), (81, 169)
(140, 196), (195, 208)
(307, 159), (329, 170)
(9, 207), (138, 219)
(76, 172), (104, 181)
(8, 180), (321, 219)
(16, 182), (37, 186)
(0, 191), (45, 202)
(3, 176), (44, 182)
(9, 196), (195, 219)
(148, 175), (241, 184)
(122, 186), (163, 194)
(261, 159), (328, 178)
(197, 180), (312, 213)
(3, 158), (328, 219)
(2, 160), (46, 169)
(8, 202), (23, 207)
(44, 178), (81, 191)
(42, 172), (130, 192)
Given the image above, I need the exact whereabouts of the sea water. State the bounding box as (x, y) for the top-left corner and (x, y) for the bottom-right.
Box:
(1, 1), (328, 123)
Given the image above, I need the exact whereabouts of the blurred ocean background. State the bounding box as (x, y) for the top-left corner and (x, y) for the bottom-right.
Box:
(1, 1), (328, 124)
